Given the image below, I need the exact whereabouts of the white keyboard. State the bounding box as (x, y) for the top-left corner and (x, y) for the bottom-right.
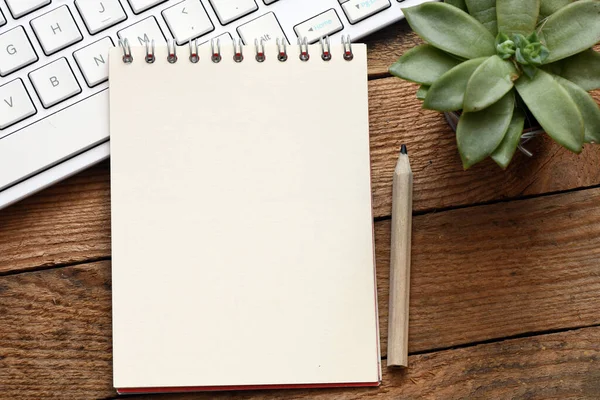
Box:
(0, 0), (430, 209)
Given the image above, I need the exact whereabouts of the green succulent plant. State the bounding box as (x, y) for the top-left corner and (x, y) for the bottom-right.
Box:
(390, 0), (600, 169)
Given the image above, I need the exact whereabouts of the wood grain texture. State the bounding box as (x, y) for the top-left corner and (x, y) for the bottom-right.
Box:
(1, 261), (598, 399)
(377, 187), (600, 355)
(0, 162), (112, 274)
(0, 261), (114, 399)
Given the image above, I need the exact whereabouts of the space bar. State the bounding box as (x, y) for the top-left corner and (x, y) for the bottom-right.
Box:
(0, 91), (109, 191)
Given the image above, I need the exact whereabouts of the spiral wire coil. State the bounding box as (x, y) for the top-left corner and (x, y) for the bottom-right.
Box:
(119, 36), (354, 65)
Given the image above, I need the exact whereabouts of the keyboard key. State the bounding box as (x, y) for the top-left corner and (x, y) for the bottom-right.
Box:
(127, 0), (167, 14)
(163, 0), (214, 45)
(263, 0), (278, 4)
(118, 16), (166, 46)
(0, 27), (38, 77)
(74, 37), (114, 87)
(0, 79), (36, 130)
(30, 6), (83, 55)
(209, 0), (258, 25)
(294, 9), (343, 44)
(199, 32), (232, 49)
(340, 0), (391, 23)
(29, 58), (81, 108)
(75, 0), (127, 34)
(237, 12), (286, 45)
(0, 9), (6, 26)
(0, 90), (109, 191)
(6, 0), (51, 19)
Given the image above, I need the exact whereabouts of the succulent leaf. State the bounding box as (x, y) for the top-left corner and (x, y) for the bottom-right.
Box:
(389, 44), (461, 85)
(457, 92), (515, 169)
(445, 0), (468, 11)
(521, 64), (538, 79)
(555, 76), (600, 144)
(417, 85), (430, 100)
(402, 3), (496, 59)
(515, 69), (584, 152)
(495, 33), (516, 59)
(539, 0), (573, 20)
(491, 108), (526, 169)
(423, 58), (488, 111)
(545, 49), (600, 91)
(496, 0), (540, 36)
(465, 0), (498, 35)
(540, 0), (600, 64)
(463, 55), (519, 112)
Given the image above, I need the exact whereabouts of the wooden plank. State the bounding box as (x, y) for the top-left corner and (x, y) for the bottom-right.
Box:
(377, 187), (600, 354)
(1, 261), (598, 398)
(368, 78), (600, 217)
(0, 261), (114, 399)
(0, 162), (111, 274)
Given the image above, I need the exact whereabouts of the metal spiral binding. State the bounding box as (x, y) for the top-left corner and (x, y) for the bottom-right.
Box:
(145, 39), (155, 63)
(298, 37), (309, 61)
(119, 36), (355, 64)
(167, 39), (177, 63)
(320, 36), (331, 61)
(342, 35), (353, 61)
(119, 38), (132, 64)
(233, 39), (244, 63)
(211, 38), (222, 63)
(189, 39), (199, 63)
(255, 38), (266, 62)
(276, 38), (287, 62)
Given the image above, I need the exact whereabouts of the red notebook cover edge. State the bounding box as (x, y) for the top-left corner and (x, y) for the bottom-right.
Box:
(117, 381), (381, 395)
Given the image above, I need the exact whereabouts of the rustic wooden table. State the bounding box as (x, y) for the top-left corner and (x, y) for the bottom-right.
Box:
(2, 22), (600, 400)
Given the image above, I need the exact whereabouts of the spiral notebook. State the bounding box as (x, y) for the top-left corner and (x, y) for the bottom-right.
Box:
(109, 38), (380, 394)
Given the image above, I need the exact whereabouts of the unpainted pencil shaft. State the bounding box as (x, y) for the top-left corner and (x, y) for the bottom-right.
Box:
(387, 149), (413, 367)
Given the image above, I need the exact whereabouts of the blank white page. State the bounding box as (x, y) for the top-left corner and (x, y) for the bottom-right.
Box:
(109, 42), (380, 392)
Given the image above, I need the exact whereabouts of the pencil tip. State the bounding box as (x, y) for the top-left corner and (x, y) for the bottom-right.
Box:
(400, 144), (407, 155)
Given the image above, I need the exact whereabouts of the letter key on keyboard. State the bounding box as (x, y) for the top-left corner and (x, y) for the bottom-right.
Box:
(118, 17), (167, 46)
(6, 0), (51, 18)
(209, 0), (258, 25)
(0, 9), (6, 27)
(0, 27), (39, 77)
(237, 12), (286, 45)
(294, 9), (344, 44)
(29, 58), (82, 108)
(75, 0), (128, 35)
(127, 0), (168, 14)
(162, 0), (214, 45)
(339, 0), (391, 23)
(0, 91), (109, 191)
(0, 79), (37, 130)
(30, 6), (84, 55)
(74, 37), (115, 87)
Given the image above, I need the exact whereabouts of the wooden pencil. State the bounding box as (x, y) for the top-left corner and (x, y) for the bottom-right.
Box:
(387, 144), (413, 368)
